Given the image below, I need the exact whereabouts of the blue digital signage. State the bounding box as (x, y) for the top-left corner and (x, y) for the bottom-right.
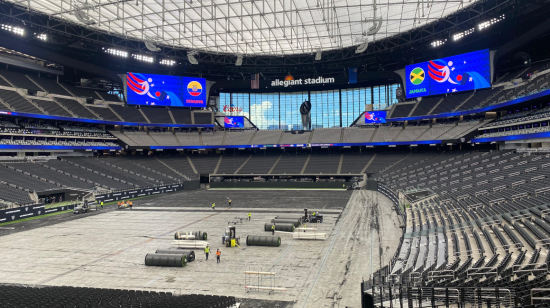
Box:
(127, 72), (207, 107)
(405, 49), (491, 98)
(224, 116), (245, 128)
(364, 111), (387, 124)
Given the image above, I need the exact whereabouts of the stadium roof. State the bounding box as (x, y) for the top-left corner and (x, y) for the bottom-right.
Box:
(11, 0), (474, 56)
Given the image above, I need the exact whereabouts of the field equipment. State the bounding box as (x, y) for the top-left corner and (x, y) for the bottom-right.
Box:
(155, 249), (195, 262)
(304, 208), (323, 223)
(222, 226), (240, 247)
(270, 219), (301, 227)
(274, 215), (302, 220)
(264, 223), (295, 232)
(292, 232), (327, 240)
(174, 231), (207, 240)
(73, 203), (89, 214)
(172, 240), (209, 249)
(145, 253), (187, 267)
(246, 235), (281, 247)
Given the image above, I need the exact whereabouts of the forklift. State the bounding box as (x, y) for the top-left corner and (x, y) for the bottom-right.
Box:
(304, 208), (323, 223)
(222, 226), (241, 247)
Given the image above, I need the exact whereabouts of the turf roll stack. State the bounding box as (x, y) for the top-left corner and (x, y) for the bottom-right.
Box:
(264, 223), (295, 232)
(246, 235), (281, 247)
(155, 249), (196, 262)
(145, 253), (187, 267)
(271, 218), (301, 227)
(174, 231), (208, 240)
(275, 215), (303, 220)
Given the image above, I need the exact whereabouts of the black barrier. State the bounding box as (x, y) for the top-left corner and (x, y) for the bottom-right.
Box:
(95, 181), (199, 202)
(210, 182), (351, 189)
(0, 204), (76, 223)
(366, 180), (378, 191)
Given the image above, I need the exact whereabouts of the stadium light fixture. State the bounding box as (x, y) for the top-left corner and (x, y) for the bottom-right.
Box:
(103, 48), (128, 58)
(132, 54), (154, 63)
(1, 24), (24, 36)
(453, 28), (474, 41)
(35, 33), (47, 41)
(430, 39), (446, 47)
(478, 14), (505, 30)
(160, 59), (176, 66)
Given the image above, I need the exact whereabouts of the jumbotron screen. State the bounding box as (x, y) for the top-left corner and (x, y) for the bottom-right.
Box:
(405, 49), (491, 99)
(126, 72), (207, 107)
(364, 111), (387, 124)
(224, 116), (245, 128)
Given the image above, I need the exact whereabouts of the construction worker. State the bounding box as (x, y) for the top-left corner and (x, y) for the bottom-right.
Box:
(228, 198), (232, 206)
(129, 201), (133, 209)
(117, 201), (121, 209)
(303, 224), (307, 232)
(204, 245), (210, 261)
(216, 249), (221, 263)
(212, 202), (215, 210)
(248, 212), (251, 221)
(271, 224), (275, 235)
(100, 201), (103, 209)
(312, 211), (316, 217)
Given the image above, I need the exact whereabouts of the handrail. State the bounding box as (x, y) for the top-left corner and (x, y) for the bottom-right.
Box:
(531, 288), (550, 305)
(512, 263), (548, 273)
(97, 181), (188, 195)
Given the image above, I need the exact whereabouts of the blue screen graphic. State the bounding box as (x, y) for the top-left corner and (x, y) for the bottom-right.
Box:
(127, 72), (207, 107)
(224, 116), (245, 128)
(405, 49), (491, 98)
(364, 111), (387, 124)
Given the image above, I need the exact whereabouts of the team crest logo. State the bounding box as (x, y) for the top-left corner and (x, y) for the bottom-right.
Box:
(38, 211), (41, 215)
(187, 81), (203, 96)
(11, 215), (15, 220)
(410, 67), (425, 85)
(428, 60), (458, 84)
(25, 207), (28, 212)
(225, 117), (235, 126)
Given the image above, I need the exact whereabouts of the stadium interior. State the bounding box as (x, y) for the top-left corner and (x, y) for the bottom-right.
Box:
(1, 0), (550, 307)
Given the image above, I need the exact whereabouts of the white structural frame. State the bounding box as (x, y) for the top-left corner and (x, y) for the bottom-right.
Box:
(7, 0), (476, 56)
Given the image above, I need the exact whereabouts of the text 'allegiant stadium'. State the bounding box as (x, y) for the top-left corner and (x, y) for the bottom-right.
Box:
(271, 77), (335, 87)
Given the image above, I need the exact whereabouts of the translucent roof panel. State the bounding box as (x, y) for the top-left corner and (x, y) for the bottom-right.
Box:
(12, 0), (475, 56)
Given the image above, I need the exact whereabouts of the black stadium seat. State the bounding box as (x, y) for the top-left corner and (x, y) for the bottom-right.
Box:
(140, 106), (173, 123)
(0, 89), (43, 114)
(31, 99), (72, 117)
(0, 285), (237, 308)
(390, 103), (415, 118)
(109, 104), (148, 122)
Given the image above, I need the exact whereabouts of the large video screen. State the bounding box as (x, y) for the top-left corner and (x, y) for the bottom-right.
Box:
(127, 72), (207, 107)
(364, 111), (387, 124)
(405, 49), (491, 98)
(224, 116), (245, 128)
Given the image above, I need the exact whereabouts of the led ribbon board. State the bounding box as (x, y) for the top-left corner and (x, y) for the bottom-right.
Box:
(127, 72), (207, 107)
(405, 49), (491, 98)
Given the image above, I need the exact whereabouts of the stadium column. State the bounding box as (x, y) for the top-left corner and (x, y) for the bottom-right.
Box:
(371, 86), (374, 109)
(307, 91), (311, 130)
(278, 92), (281, 129)
(339, 89), (342, 127)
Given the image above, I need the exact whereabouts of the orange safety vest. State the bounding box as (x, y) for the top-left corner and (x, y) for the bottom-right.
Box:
(216, 251), (221, 256)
